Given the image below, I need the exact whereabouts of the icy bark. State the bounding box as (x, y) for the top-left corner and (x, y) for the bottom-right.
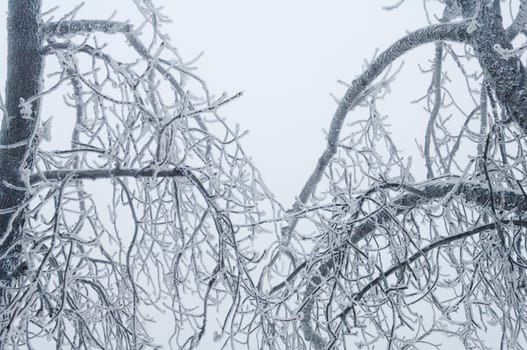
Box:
(506, 0), (527, 39)
(459, 0), (527, 133)
(0, 0), (43, 279)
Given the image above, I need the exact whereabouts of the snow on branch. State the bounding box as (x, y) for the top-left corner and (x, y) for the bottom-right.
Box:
(284, 21), (470, 241)
(44, 20), (133, 36)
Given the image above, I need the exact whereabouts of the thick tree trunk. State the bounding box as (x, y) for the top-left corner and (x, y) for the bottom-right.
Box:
(0, 1), (43, 346)
(0, 0), (43, 277)
(459, 0), (527, 133)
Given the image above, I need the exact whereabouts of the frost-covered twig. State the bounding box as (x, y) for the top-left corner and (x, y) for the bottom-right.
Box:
(44, 20), (133, 36)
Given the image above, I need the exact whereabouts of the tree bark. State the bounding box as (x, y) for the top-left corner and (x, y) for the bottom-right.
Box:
(0, 4), (43, 342)
(459, 0), (527, 133)
(0, 0), (43, 276)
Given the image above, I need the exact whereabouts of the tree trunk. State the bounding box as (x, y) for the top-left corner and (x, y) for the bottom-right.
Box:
(459, 0), (527, 133)
(0, 0), (43, 345)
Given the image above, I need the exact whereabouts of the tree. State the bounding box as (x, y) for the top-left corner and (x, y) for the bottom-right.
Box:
(0, 1), (274, 349)
(2, 1), (527, 350)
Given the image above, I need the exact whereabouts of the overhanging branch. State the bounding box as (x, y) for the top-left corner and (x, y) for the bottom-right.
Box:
(339, 219), (527, 320)
(285, 22), (469, 240)
(349, 176), (527, 243)
(29, 167), (186, 185)
(272, 176), (527, 296)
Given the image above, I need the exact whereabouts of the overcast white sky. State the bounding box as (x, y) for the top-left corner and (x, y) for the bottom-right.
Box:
(0, 0), (443, 205)
(163, 0), (436, 204)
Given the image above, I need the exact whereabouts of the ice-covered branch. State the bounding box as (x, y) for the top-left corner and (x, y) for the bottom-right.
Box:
(284, 22), (469, 240)
(348, 176), (527, 243)
(298, 176), (527, 349)
(44, 20), (132, 36)
(29, 167), (186, 185)
(339, 219), (527, 318)
(506, 0), (527, 40)
(424, 42), (444, 179)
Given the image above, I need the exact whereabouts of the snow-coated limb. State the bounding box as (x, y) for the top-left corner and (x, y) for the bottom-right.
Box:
(44, 20), (132, 36)
(271, 175), (527, 295)
(333, 219), (527, 336)
(294, 173), (527, 349)
(29, 167), (186, 184)
(281, 21), (469, 242)
(266, 175), (520, 299)
(44, 20), (189, 101)
(424, 41), (444, 179)
(286, 22), (470, 348)
(506, 0), (527, 40)
(1, 4), (273, 348)
(347, 176), (527, 243)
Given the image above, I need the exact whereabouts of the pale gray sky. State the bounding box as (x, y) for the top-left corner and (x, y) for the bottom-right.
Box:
(163, 0), (435, 204)
(0, 1), (441, 205)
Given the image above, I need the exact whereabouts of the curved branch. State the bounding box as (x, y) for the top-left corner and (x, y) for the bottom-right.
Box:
(273, 176), (527, 295)
(340, 219), (527, 318)
(285, 22), (469, 240)
(297, 176), (526, 349)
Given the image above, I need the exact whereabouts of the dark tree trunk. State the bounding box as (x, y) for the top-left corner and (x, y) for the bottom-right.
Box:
(0, 0), (43, 277)
(459, 0), (527, 133)
(0, 2), (43, 346)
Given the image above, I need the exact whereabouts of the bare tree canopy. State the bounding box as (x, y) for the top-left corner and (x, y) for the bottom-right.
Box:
(2, 0), (527, 349)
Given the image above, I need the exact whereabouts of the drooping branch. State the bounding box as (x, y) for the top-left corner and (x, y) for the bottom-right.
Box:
(284, 22), (469, 240)
(272, 176), (527, 296)
(297, 175), (527, 349)
(43, 20), (210, 128)
(339, 219), (527, 321)
(44, 20), (191, 99)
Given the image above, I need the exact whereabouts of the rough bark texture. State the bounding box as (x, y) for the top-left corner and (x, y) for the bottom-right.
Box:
(0, 0), (43, 278)
(459, 0), (527, 132)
